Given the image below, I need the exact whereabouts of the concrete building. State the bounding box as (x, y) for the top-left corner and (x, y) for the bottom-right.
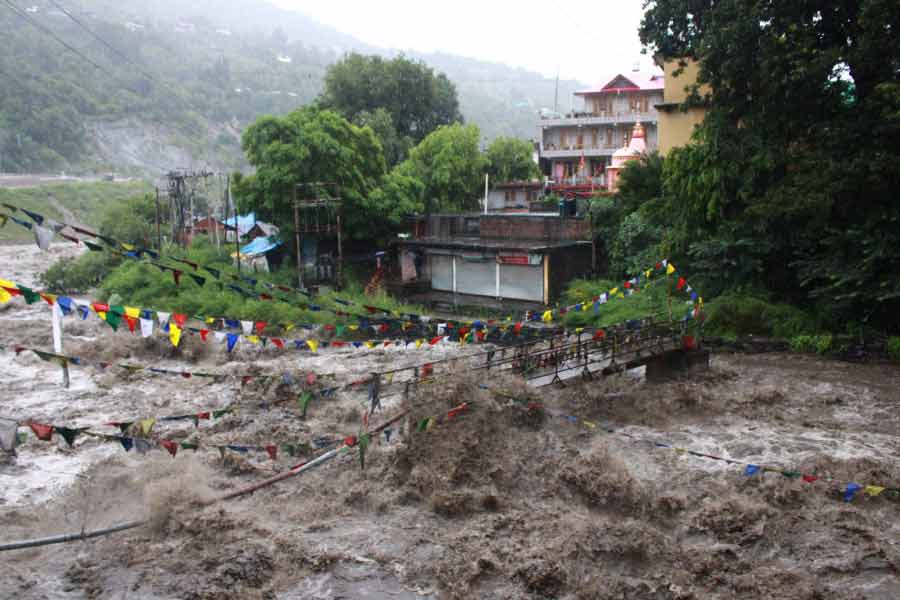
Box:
(391, 213), (593, 308)
(538, 67), (664, 188)
(485, 181), (543, 212)
(654, 58), (709, 155)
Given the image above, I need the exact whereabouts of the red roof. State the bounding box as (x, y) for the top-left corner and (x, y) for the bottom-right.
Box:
(575, 70), (664, 95)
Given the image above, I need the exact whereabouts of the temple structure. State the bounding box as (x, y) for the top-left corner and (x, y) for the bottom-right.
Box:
(605, 122), (647, 192)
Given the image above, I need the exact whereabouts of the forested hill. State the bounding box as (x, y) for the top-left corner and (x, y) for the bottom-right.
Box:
(0, 0), (583, 175)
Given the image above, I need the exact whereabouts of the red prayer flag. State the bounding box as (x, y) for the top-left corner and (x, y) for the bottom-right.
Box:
(241, 376), (253, 386)
(173, 313), (187, 327)
(677, 277), (686, 291)
(265, 444), (277, 460)
(378, 323), (389, 333)
(29, 422), (54, 441)
(383, 341), (391, 347)
(272, 338), (284, 349)
(125, 315), (138, 333)
(181, 372), (192, 379)
(3, 286), (21, 297)
(39, 293), (55, 306)
(514, 322), (523, 334)
(802, 475), (818, 483)
(306, 373), (317, 386)
(422, 363), (433, 378)
(254, 321), (267, 335)
(344, 435), (357, 447)
(91, 303), (109, 313)
(593, 329), (606, 341)
(196, 412), (210, 421)
(172, 270), (182, 285)
(624, 281), (632, 289)
(160, 439), (178, 457)
(331, 341), (345, 347)
(364, 305), (377, 314)
(199, 329), (210, 342)
(447, 403), (468, 419)
(429, 336), (442, 345)
(260, 294), (273, 301)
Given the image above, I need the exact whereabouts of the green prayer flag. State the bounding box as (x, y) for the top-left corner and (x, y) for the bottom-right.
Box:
(180, 442), (199, 451)
(358, 432), (370, 470)
(54, 426), (84, 447)
(781, 470), (802, 479)
(105, 306), (123, 331)
(213, 408), (232, 419)
(297, 391), (312, 419)
(84, 240), (104, 252)
(16, 431), (27, 445)
(17, 285), (40, 305)
(336, 325), (346, 338)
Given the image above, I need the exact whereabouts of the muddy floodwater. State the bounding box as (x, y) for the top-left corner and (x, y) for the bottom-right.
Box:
(0, 243), (898, 599)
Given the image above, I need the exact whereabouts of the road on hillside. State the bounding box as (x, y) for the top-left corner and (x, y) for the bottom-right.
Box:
(0, 174), (137, 188)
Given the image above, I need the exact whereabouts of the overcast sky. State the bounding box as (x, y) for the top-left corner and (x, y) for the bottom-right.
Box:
(268, 0), (654, 83)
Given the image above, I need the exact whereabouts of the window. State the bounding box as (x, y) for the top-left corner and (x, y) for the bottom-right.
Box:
(464, 218), (479, 235)
(591, 129), (598, 148)
(560, 131), (568, 148)
(605, 128), (614, 147)
(576, 133), (583, 149)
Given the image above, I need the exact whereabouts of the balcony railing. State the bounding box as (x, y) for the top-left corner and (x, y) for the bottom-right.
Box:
(539, 111), (657, 127)
(539, 145), (617, 158)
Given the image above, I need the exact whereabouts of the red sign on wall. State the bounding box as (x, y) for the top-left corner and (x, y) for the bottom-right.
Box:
(498, 255), (530, 265)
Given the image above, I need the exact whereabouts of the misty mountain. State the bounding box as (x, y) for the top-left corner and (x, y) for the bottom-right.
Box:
(0, 0), (583, 174)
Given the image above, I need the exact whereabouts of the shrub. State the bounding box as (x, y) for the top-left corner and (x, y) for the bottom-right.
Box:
(789, 334), (832, 354)
(704, 292), (817, 339)
(887, 337), (900, 361)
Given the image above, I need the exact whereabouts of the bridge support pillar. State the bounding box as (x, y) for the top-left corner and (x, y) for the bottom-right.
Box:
(645, 349), (710, 383)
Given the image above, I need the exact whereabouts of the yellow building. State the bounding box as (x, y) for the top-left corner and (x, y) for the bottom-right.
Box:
(655, 58), (710, 155)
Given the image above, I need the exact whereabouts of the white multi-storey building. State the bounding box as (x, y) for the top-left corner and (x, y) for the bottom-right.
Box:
(538, 67), (664, 187)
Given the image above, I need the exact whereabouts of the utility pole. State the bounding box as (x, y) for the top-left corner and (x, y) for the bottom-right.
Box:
(154, 187), (162, 250)
(554, 69), (559, 114)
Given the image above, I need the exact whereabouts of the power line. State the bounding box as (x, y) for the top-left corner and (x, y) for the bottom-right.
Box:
(46, 0), (159, 84)
(1, 0), (110, 74)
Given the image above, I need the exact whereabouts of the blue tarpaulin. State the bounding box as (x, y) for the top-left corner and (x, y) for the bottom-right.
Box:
(223, 213), (256, 236)
(240, 237), (282, 256)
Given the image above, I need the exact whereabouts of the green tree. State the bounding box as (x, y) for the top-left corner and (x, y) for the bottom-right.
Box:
(232, 107), (387, 239)
(485, 136), (540, 182)
(641, 0), (900, 329)
(321, 53), (463, 164)
(395, 123), (488, 213)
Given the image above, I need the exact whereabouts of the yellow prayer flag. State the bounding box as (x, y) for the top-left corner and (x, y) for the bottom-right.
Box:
(284, 323), (295, 332)
(575, 327), (584, 334)
(386, 373), (394, 384)
(306, 339), (318, 353)
(674, 447), (686, 454)
(617, 292), (625, 299)
(582, 420), (597, 429)
(581, 303), (589, 311)
(125, 306), (140, 319)
(425, 417), (435, 432)
(206, 317), (215, 325)
(609, 287), (618, 295)
(541, 310), (553, 323)
(415, 339), (424, 348)
(140, 418), (156, 436)
(0, 278), (15, 288)
(865, 485), (885, 496)
(120, 242), (136, 251)
(645, 269), (652, 278)
(365, 341), (375, 349)
(246, 335), (260, 345)
(348, 325), (359, 331)
(98, 311), (107, 321)
(666, 263), (676, 275)
(169, 324), (182, 347)
(0, 288), (10, 304)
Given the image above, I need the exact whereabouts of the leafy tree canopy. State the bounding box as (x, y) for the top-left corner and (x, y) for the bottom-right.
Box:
(485, 136), (540, 182)
(395, 123), (488, 213)
(232, 106), (387, 239)
(640, 0), (900, 329)
(320, 53), (463, 165)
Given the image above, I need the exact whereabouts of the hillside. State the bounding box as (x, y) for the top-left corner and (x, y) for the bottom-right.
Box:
(0, 180), (150, 242)
(0, 0), (583, 175)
